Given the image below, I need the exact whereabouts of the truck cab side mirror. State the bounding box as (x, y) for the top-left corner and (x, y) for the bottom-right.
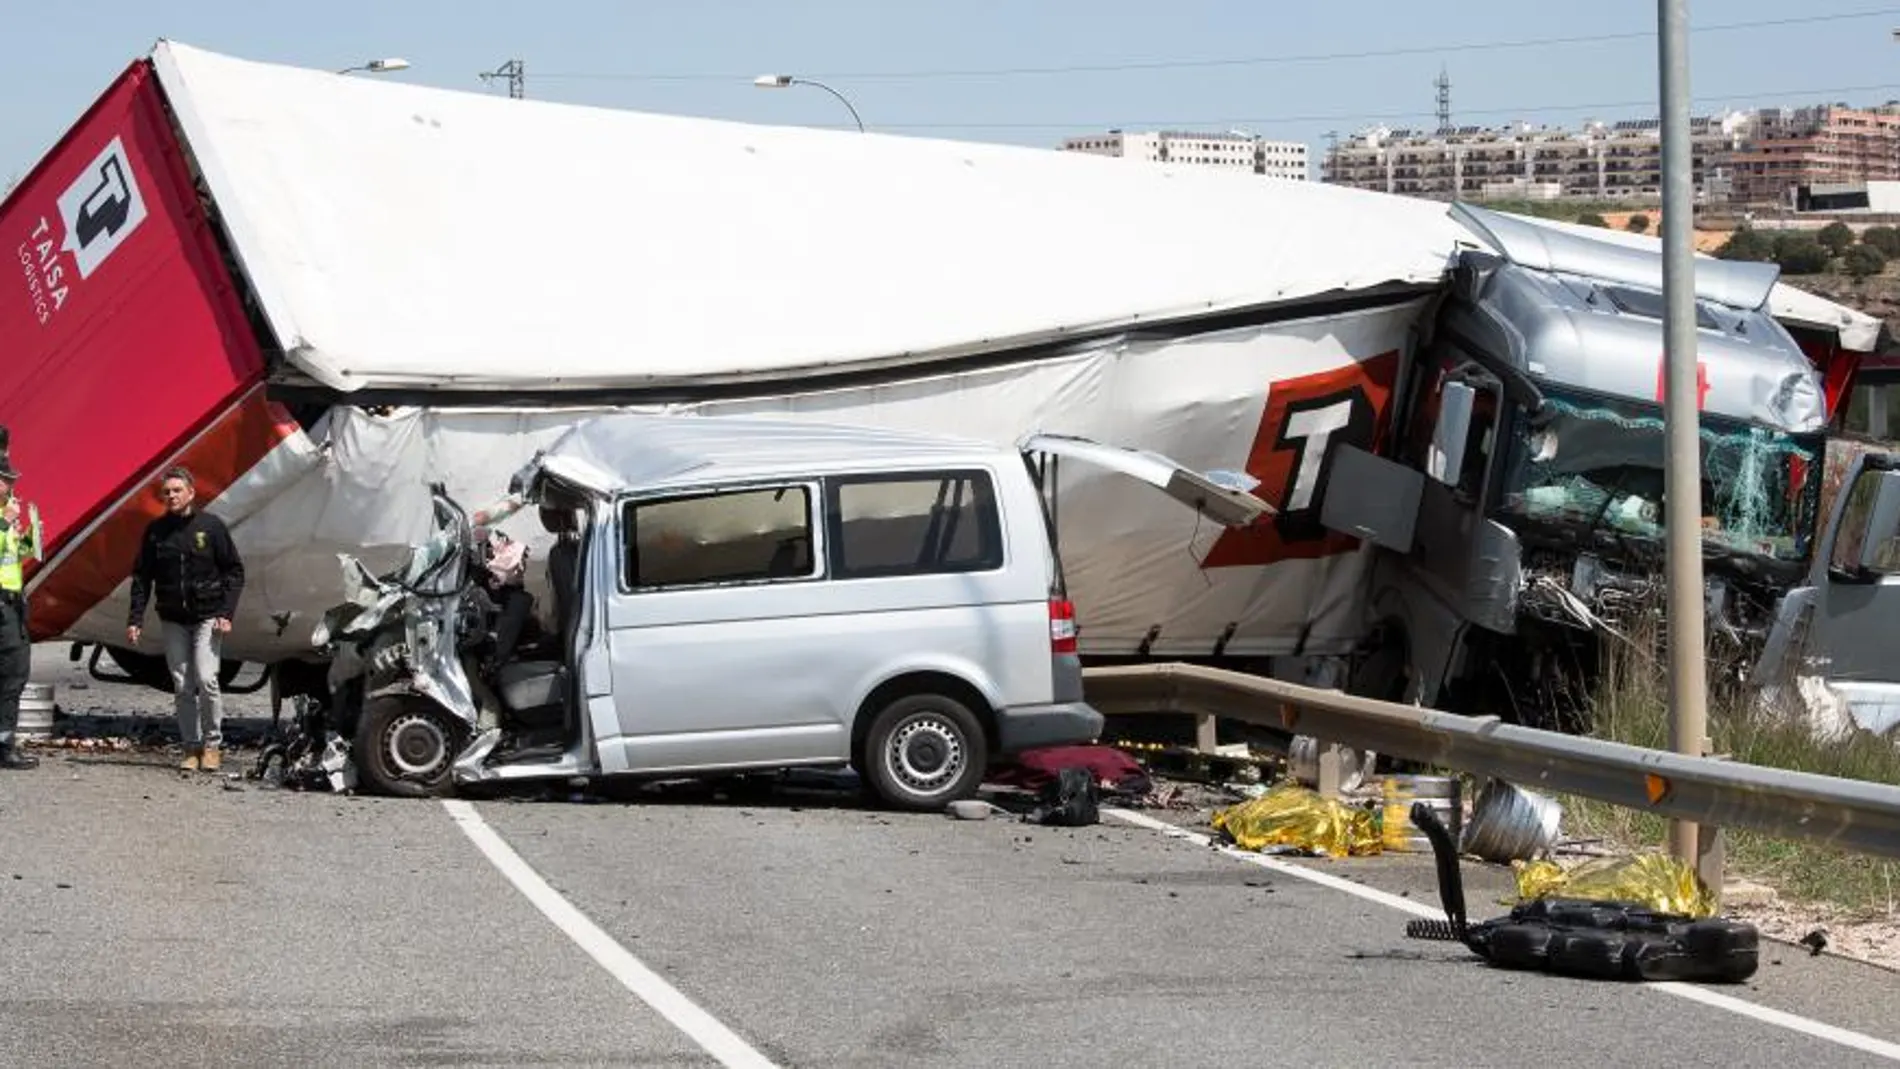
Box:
(1427, 381), (1477, 487)
(1829, 467), (1900, 582)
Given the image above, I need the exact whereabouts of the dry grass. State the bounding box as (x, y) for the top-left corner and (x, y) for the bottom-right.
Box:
(1560, 602), (1900, 917)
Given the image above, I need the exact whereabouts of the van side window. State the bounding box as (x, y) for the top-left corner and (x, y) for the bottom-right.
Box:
(624, 486), (815, 589)
(827, 471), (1003, 579)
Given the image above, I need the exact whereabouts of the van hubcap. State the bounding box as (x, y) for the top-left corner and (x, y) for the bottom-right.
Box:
(384, 712), (450, 779)
(886, 715), (965, 796)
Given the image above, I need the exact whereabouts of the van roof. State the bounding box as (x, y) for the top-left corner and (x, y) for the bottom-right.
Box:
(521, 413), (1009, 496)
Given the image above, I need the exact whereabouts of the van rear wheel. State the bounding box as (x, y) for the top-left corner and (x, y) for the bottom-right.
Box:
(861, 693), (988, 811)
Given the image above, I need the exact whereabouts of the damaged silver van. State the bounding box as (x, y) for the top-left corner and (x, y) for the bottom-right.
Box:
(291, 414), (1270, 808)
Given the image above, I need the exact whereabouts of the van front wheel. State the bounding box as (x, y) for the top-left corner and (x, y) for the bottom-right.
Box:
(862, 693), (987, 811)
(354, 696), (468, 799)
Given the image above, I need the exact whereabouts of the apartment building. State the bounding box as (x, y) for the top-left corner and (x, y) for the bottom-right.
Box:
(1061, 130), (1310, 181)
(1729, 105), (1900, 206)
(1321, 113), (1752, 202)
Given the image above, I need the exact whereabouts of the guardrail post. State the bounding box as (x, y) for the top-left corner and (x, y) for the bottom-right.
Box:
(1697, 747), (1727, 911)
(1698, 824), (1726, 911)
(1317, 741), (1344, 798)
(1194, 712), (1218, 755)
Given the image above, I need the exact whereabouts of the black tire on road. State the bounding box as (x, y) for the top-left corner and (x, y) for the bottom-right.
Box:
(860, 693), (987, 811)
(353, 695), (467, 799)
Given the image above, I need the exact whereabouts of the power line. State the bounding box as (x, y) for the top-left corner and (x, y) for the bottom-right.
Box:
(838, 81), (1900, 132)
(532, 8), (1897, 83)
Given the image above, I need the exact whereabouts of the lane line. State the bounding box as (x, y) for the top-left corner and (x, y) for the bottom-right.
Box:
(1103, 807), (1900, 1064)
(442, 799), (780, 1069)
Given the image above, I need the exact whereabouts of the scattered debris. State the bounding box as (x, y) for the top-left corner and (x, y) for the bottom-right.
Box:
(1113, 740), (1276, 787)
(947, 799), (1001, 821)
(1024, 767), (1100, 827)
(1801, 928), (1830, 956)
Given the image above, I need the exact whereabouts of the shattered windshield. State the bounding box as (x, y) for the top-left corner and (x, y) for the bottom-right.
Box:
(398, 494), (469, 594)
(1496, 388), (1823, 564)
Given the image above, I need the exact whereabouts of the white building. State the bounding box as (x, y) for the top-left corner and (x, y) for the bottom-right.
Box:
(1321, 112), (1754, 202)
(1061, 130), (1310, 181)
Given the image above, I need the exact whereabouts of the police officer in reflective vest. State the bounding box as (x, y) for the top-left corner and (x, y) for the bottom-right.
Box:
(0, 454), (40, 770)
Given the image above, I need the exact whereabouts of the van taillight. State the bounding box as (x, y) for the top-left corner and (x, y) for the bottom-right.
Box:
(1049, 598), (1078, 655)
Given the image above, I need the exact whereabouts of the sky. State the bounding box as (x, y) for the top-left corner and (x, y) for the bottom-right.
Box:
(4, 0), (1900, 181)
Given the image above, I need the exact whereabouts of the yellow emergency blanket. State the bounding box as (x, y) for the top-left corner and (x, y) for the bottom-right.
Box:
(1512, 853), (1718, 919)
(1211, 784), (1382, 857)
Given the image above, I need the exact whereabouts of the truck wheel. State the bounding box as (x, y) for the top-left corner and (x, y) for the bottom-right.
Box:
(861, 693), (988, 811)
(354, 695), (467, 799)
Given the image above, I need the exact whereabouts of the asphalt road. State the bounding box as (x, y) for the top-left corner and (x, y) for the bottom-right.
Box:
(4, 646), (1900, 1067)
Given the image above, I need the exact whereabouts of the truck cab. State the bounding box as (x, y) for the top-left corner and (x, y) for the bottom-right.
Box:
(1325, 205), (1833, 728)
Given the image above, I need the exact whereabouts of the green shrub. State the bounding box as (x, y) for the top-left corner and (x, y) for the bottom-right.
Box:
(1818, 221), (1857, 255)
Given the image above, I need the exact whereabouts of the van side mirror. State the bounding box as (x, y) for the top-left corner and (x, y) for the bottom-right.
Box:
(1829, 467), (1900, 581)
(1427, 381), (1477, 486)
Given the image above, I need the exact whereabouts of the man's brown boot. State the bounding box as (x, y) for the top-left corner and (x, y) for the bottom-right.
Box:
(200, 746), (221, 773)
(180, 748), (201, 772)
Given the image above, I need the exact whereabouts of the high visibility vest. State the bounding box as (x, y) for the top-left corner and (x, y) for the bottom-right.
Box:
(0, 517), (38, 594)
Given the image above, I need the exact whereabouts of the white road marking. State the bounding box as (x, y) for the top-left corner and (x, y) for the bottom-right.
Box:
(1103, 807), (1900, 1064)
(442, 799), (779, 1069)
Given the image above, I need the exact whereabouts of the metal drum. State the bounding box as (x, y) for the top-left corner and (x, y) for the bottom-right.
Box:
(1288, 735), (1376, 793)
(1381, 774), (1461, 853)
(16, 682), (54, 740)
(1460, 779), (1564, 863)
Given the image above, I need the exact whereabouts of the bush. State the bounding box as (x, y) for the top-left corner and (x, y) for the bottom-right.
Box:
(1716, 227), (1776, 263)
(1863, 225), (1900, 258)
(1817, 221), (1857, 255)
(1844, 243), (1888, 280)
(1626, 213), (1651, 234)
(1577, 212), (1609, 228)
(1774, 233), (1833, 275)
(1560, 556), (1900, 915)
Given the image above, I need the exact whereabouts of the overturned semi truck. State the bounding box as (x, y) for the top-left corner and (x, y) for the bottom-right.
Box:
(1, 41), (1889, 730)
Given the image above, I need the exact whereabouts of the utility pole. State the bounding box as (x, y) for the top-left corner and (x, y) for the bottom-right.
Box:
(1658, 0), (1717, 894)
(1435, 67), (1452, 133)
(480, 59), (525, 100)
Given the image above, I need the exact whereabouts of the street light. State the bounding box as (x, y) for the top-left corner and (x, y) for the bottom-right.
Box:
(337, 58), (411, 75)
(753, 74), (865, 132)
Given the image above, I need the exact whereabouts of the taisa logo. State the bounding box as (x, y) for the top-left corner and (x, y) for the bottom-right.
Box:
(57, 136), (148, 279)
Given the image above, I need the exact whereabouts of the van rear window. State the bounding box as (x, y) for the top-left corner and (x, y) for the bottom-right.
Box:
(827, 471), (1003, 579)
(625, 486), (815, 588)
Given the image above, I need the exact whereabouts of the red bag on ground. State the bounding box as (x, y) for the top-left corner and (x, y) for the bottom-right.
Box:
(990, 745), (1152, 798)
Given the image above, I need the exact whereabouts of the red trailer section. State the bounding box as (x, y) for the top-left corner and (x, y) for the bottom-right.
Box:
(1788, 329), (1863, 429)
(1, 59), (276, 635)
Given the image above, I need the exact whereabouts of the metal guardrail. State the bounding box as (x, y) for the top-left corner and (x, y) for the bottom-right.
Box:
(1084, 663), (1900, 862)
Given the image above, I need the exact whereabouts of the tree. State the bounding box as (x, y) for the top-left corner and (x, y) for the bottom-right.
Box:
(1626, 213), (1651, 234)
(1863, 225), (1900, 258)
(1774, 233), (1833, 275)
(1844, 243), (1888, 280)
(1716, 227), (1776, 263)
(1817, 220), (1857, 255)
(1577, 212), (1609, 228)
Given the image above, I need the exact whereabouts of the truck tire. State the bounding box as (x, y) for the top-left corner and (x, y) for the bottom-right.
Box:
(353, 695), (468, 799)
(861, 693), (987, 811)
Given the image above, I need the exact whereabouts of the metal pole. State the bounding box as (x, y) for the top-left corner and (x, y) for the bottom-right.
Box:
(792, 79), (865, 133)
(1659, 0), (1712, 873)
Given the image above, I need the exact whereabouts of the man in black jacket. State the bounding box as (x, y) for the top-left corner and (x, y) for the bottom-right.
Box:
(126, 467), (245, 773)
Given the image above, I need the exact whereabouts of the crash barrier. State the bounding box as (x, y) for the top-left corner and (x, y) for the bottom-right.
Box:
(1082, 663), (1900, 862)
